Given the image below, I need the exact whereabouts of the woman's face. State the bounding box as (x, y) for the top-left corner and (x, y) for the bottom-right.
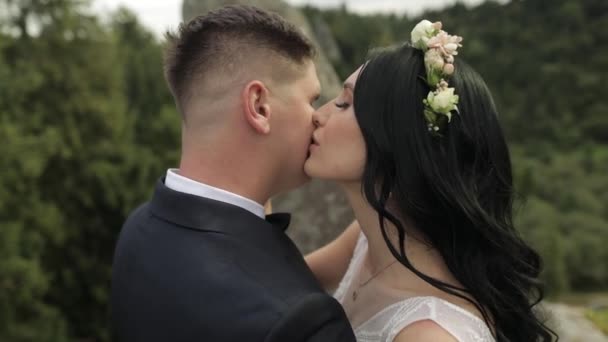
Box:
(304, 67), (367, 182)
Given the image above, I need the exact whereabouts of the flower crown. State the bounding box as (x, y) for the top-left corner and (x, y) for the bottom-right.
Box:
(411, 20), (463, 136)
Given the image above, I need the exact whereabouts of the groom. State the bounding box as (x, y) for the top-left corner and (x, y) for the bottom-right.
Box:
(111, 4), (355, 342)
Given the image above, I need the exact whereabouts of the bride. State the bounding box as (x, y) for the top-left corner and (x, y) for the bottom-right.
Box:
(303, 20), (555, 342)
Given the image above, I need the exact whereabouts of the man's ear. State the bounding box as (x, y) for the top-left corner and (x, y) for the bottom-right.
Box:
(242, 80), (271, 135)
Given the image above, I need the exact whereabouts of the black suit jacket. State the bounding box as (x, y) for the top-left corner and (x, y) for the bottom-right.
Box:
(111, 179), (356, 341)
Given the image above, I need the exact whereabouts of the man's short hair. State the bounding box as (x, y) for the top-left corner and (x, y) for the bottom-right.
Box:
(163, 5), (316, 114)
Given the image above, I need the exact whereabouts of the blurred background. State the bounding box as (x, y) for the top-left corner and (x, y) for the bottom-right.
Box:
(0, 0), (606, 340)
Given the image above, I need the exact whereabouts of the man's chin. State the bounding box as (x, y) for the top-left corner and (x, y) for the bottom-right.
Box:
(271, 172), (310, 198)
(292, 172), (312, 189)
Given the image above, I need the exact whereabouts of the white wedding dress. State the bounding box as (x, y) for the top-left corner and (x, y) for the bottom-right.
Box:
(333, 233), (495, 342)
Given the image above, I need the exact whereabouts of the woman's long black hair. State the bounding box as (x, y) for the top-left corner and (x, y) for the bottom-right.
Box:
(353, 44), (556, 341)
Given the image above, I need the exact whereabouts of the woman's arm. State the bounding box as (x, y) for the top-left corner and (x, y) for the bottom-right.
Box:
(305, 220), (361, 291)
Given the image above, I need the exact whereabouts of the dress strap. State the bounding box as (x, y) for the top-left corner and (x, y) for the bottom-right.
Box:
(385, 297), (494, 342)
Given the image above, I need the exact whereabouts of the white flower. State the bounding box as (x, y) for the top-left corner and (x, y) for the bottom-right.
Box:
(411, 20), (436, 50)
(444, 43), (459, 54)
(427, 87), (459, 118)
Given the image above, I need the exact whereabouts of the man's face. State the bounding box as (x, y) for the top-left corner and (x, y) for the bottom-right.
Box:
(267, 60), (321, 192)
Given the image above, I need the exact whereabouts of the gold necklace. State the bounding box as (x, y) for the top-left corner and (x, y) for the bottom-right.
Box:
(352, 259), (399, 301)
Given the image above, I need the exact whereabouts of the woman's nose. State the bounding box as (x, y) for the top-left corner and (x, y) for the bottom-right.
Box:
(312, 107), (329, 127)
(312, 114), (321, 127)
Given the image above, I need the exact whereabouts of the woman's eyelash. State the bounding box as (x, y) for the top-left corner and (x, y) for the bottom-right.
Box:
(335, 102), (350, 109)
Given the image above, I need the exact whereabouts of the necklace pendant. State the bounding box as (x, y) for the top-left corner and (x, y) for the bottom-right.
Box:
(352, 290), (358, 301)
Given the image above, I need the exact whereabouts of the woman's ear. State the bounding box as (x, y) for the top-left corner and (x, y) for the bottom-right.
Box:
(242, 80), (271, 134)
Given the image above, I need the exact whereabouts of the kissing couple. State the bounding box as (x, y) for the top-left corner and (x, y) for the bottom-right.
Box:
(111, 5), (555, 342)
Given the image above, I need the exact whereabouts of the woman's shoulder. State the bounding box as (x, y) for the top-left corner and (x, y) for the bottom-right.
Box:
(393, 319), (458, 342)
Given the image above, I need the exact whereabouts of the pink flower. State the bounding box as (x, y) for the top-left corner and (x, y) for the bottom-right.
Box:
(443, 63), (455, 75)
(427, 31), (463, 57)
(426, 31), (449, 49)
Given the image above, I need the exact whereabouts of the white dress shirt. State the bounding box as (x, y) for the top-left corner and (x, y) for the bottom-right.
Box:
(164, 169), (265, 219)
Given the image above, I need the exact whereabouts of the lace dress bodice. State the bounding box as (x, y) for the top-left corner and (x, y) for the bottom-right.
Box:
(333, 233), (495, 342)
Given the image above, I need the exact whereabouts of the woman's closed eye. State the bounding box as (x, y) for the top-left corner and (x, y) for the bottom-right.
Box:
(335, 102), (350, 109)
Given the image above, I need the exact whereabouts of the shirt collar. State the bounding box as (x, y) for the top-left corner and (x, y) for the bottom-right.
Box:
(164, 169), (265, 219)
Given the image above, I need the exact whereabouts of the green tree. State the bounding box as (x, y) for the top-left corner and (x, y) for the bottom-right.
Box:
(515, 197), (569, 295)
(0, 1), (179, 340)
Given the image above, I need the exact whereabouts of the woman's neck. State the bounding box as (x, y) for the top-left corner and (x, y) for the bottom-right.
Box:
(340, 182), (458, 289)
(341, 182), (396, 272)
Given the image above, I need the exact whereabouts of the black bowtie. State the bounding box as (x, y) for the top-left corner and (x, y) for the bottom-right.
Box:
(265, 213), (291, 232)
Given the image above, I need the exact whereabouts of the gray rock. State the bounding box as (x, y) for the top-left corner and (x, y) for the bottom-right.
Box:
(275, 179), (353, 254)
(545, 303), (608, 342)
(308, 13), (342, 64)
(181, 0), (354, 253)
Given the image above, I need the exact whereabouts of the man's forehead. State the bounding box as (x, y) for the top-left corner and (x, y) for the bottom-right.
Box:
(289, 60), (316, 87)
(302, 61), (321, 89)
